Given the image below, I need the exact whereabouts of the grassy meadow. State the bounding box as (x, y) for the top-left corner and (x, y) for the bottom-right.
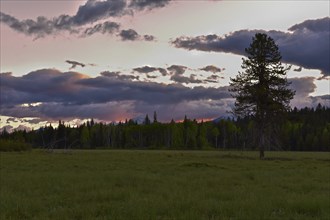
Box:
(0, 150), (329, 220)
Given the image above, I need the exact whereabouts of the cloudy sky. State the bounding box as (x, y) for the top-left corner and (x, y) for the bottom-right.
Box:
(0, 0), (329, 131)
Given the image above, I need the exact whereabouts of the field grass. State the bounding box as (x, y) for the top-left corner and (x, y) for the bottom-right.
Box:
(1, 150), (329, 220)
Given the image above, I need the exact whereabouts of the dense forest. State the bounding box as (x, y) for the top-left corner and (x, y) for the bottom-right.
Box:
(1, 104), (329, 151)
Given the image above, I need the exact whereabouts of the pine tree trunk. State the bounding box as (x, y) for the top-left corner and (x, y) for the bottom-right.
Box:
(258, 119), (266, 159)
(259, 145), (265, 159)
(259, 131), (265, 159)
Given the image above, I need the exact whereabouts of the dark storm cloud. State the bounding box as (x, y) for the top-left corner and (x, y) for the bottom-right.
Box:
(0, 69), (231, 106)
(0, 68), (233, 121)
(200, 65), (223, 73)
(129, 0), (171, 10)
(66, 60), (86, 69)
(133, 66), (167, 75)
(0, 69), (86, 105)
(1, 68), (328, 122)
(172, 17), (330, 76)
(82, 21), (120, 36)
(1, 0), (169, 38)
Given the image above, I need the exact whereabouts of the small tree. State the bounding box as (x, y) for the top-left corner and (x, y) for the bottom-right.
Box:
(153, 111), (158, 123)
(144, 114), (151, 125)
(230, 33), (295, 159)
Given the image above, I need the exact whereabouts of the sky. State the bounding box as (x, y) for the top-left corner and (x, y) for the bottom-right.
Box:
(0, 0), (329, 131)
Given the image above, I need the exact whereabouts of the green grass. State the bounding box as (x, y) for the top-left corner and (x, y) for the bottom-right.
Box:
(0, 139), (32, 152)
(1, 150), (329, 220)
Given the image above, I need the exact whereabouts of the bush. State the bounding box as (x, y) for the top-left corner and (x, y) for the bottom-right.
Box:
(0, 139), (32, 152)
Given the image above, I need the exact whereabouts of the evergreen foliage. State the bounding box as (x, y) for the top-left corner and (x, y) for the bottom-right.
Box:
(230, 33), (295, 158)
(1, 106), (329, 151)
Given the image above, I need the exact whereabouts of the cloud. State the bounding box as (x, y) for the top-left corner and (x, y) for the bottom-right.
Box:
(166, 65), (206, 84)
(119, 29), (155, 41)
(0, 68), (232, 121)
(1, 0), (169, 39)
(72, 0), (127, 26)
(2, 68), (326, 123)
(0, 12), (75, 39)
(6, 117), (19, 123)
(288, 17), (330, 33)
(100, 71), (139, 80)
(0, 68), (231, 106)
(119, 29), (139, 40)
(145, 74), (157, 79)
(143, 35), (156, 41)
(133, 99), (234, 122)
(132, 64), (226, 84)
(287, 77), (329, 108)
(172, 17), (330, 77)
(1, 10), (153, 41)
(23, 118), (46, 124)
(200, 65), (223, 73)
(133, 66), (158, 73)
(170, 74), (203, 84)
(129, 0), (171, 11)
(1, 101), (135, 122)
(100, 71), (121, 76)
(205, 74), (224, 83)
(293, 67), (302, 72)
(0, 69), (87, 105)
(66, 60), (86, 69)
(167, 65), (187, 75)
(289, 77), (316, 98)
(82, 21), (120, 36)
(133, 66), (167, 75)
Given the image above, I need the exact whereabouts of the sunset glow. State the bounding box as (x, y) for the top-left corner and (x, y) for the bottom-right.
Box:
(1, 0), (329, 131)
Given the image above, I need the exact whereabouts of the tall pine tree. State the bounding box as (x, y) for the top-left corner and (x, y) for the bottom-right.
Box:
(230, 33), (295, 159)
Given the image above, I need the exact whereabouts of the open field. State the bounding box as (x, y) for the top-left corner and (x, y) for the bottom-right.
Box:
(1, 150), (329, 220)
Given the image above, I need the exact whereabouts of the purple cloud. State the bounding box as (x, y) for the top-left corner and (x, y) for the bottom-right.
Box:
(0, 0), (168, 39)
(172, 17), (330, 76)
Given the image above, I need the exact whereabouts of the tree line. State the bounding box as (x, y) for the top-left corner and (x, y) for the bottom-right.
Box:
(1, 105), (329, 151)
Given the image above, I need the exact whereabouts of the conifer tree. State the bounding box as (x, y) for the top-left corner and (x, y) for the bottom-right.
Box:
(144, 114), (151, 125)
(153, 111), (158, 123)
(230, 33), (295, 158)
